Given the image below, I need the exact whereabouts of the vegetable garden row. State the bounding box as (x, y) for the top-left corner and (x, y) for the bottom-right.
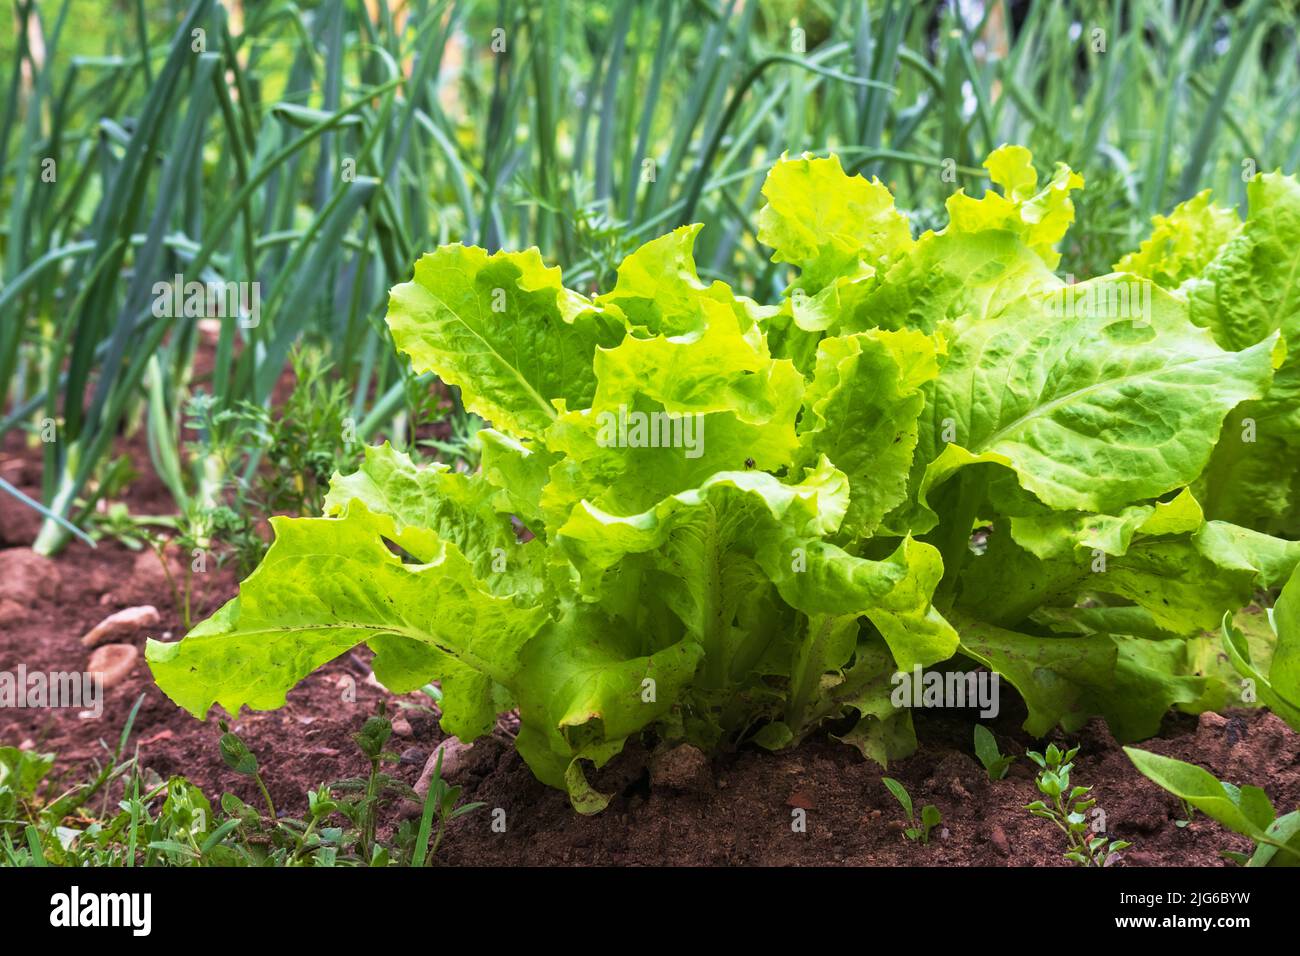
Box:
(1, 0), (1299, 871)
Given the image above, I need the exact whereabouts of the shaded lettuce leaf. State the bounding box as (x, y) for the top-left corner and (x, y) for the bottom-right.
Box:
(957, 491), (1298, 639)
(513, 605), (705, 812)
(828, 637), (919, 767)
(758, 634), (918, 768)
(954, 612), (1202, 742)
(556, 460), (954, 683)
(795, 328), (941, 539)
(945, 483), (1300, 739)
(1178, 173), (1300, 535)
(477, 428), (557, 532)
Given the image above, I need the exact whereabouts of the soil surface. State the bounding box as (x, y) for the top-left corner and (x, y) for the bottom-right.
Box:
(3, 429), (1298, 866)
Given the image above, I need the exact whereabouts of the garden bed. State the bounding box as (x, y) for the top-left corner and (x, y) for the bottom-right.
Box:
(3, 432), (1295, 867)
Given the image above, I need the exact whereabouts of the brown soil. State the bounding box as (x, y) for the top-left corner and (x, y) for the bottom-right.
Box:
(2, 429), (1298, 866)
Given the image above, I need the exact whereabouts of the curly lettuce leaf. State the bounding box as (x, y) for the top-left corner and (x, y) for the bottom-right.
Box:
(595, 224), (773, 339)
(1113, 189), (1242, 287)
(1180, 172), (1300, 534)
(944, 144), (1084, 270)
(322, 442), (538, 591)
(540, 295), (804, 524)
(757, 152), (912, 296)
(955, 612), (1202, 742)
(556, 460), (954, 677)
(512, 605), (705, 812)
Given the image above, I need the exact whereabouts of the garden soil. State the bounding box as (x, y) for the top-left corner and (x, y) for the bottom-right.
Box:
(3, 430), (1297, 867)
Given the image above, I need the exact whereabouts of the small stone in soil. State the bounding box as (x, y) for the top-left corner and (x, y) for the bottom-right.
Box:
(415, 737), (474, 796)
(787, 789), (816, 810)
(81, 604), (160, 647)
(1198, 711), (1229, 731)
(86, 643), (138, 688)
(988, 824), (1010, 856)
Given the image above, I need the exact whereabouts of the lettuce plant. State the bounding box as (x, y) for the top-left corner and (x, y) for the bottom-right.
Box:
(149, 146), (1300, 811)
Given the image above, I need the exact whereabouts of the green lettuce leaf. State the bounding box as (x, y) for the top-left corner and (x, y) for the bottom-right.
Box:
(147, 502), (548, 722)
(595, 224), (773, 339)
(757, 152), (912, 296)
(1179, 173), (1300, 534)
(795, 328), (941, 538)
(944, 144), (1084, 270)
(387, 245), (623, 439)
(914, 278), (1277, 520)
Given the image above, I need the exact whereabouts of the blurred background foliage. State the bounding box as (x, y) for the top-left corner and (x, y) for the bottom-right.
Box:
(1, 0), (1297, 555)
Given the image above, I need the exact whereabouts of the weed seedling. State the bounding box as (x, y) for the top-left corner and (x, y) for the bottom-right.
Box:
(217, 719), (276, 820)
(1026, 744), (1130, 867)
(412, 748), (486, 867)
(882, 777), (941, 844)
(973, 725), (1015, 781)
